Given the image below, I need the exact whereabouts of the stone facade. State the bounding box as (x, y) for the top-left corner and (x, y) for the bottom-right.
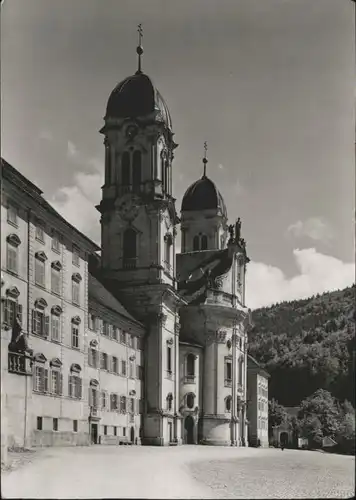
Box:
(246, 355), (270, 447)
(1, 44), (268, 450)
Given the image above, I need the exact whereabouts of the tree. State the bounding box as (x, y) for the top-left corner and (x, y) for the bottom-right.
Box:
(268, 398), (288, 438)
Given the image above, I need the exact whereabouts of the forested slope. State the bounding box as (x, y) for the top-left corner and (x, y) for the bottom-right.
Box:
(248, 285), (355, 407)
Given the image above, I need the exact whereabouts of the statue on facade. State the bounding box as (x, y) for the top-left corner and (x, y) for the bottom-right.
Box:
(235, 218), (241, 241)
(8, 315), (32, 354)
(228, 224), (235, 241)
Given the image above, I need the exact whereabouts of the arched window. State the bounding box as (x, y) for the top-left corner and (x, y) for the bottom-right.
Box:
(164, 160), (169, 194)
(225, 396), (232, 412)
(132, 151), (141, 188)
(186, 393), (195, 409)
(193, 235), (199, 251)
(166, 393), (173, 411)
(201, 235), (208, 250)
(123, 227), (137, 262)
(122, 152), (130, 186)
(186, 353), (195, 379)
(164, 233), (173, 268)
(105, 144), (111, 185)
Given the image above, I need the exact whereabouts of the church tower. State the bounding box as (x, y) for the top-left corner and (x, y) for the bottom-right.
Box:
(180, 144), (229, 254)
(97, 26), (184, 445)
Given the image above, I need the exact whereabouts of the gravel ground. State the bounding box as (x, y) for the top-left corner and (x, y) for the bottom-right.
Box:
(1, 445), (354, 499)
(188, 449), (355, 499)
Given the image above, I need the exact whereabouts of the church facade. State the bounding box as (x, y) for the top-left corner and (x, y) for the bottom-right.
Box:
(1, 36), (260, 454)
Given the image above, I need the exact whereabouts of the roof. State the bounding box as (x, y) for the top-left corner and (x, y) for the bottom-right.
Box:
(247, 354), (270, 378)
(88, 274), (144, 329)
(1, 158), (100, 252)
(105, 72), (172, 129)
(181, 175), (227, 217)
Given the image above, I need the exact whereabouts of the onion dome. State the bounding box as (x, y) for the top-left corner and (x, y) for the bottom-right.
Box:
(181, 176), (228, 217)
(105, 73), (172, 129)
(181, 142), (227, 217)
(105, 24), (172, 129)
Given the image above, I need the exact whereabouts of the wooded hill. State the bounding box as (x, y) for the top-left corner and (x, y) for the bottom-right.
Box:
(248, 285), (355, 407)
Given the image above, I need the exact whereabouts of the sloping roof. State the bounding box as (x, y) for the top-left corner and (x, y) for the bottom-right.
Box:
(1, 158), (100, 252)
(88, 274), (144, 329)
(247, 354), (270, 378)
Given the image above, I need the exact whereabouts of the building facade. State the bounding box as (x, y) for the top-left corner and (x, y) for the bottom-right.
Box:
(246, 355), (270, 447)
(1, 35), (267, 451)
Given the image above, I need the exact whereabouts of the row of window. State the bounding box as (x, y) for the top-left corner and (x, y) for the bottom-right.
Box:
(6, 237), (81, 304)
(88, 314), (143, 350)
(6, 203), (81, 265)
(258, 417), (268, 430)
(89, 388), (140, 414)
(36, 417), (132, 437)
(34, 365), (82, 398)
(258, 387), (268, 398)
(258, 400), (267, 412)
(88, 349), (143, 380)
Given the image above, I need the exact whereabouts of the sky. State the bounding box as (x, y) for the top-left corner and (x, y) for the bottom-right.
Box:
(1, 0), (355, 309)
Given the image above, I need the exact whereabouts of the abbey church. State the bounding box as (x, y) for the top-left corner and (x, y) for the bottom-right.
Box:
(1, 33), (269, 456)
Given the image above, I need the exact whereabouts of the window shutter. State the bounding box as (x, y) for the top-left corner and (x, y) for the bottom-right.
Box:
(44, 315), (50, 337)
(68, 375), (72, 397)
(17, 303), (23, 326)
(4, 299), (9, 324)
(89, 388), (93, 406)
(79, 378), (82, 399)
(59, 373), (63, 395)
(44, 369), (49, 392)
(32, 309), (36, 333)
(224, 360), (227, 380)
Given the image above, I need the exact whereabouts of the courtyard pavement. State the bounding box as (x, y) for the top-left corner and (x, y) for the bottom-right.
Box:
(1, 445), (355, 499)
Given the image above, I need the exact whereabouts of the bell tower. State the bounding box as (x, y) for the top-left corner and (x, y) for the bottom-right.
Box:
(180, 143), (229, 254)
(97, 26), (184, 446)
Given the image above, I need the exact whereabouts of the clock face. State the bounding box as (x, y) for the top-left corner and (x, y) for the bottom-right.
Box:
(126, 125), (138, 139)
(116, 196), (139, 222)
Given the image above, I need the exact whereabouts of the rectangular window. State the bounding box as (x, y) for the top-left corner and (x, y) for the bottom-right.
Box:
(88, 348), (98, 368)
(112, 356), (118, 374)
(89, 388), (98, 408)
(100, 352), (108, 370)
(112, 327), (118, 341)
(123, 427), (126, 437)
(104, 425), (107, 436)
(7, 204), (18, 226)
(51, 370), (62, 395)
(72, 280), (80, 305)
(129, 361), (134, 378)
(72, 246), (80, 266)
(35, 223), (45, 242)
(7, 243), (18, 274)
(3, 299), (22, 327)
(113, 426), (117, 436)
(51, 268), (61, 295)
(167, 346), (172, 373)
(120, 331), (126, 344)
(52, 231), (60, 252)
(35, 258), (45, 287)
(225, 358), (232, 387)
(103, 321), (110, 337)
(120, 396), (126, 413)
(34, 366), (49, 393)
(101, 391), (107, 409)
(37, 417), (43, 430)
(71, 325), (79, 349)
(51, 314), (60, 342)
(110, 393), (118, 411)
(53, 418), (58, 431)
(68, 375), (82, 399)
(121, 360), (127, 376)
(73, 420), (78, 432)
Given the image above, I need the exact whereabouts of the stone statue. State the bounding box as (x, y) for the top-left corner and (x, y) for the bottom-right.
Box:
(9, 315), (31, 353)
(228, 224), (234, 241)
(235, 218), (241, 241)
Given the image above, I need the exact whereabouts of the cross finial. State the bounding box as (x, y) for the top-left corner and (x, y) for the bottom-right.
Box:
(136, 23), (144, 74)
(202, 141), (208, 177)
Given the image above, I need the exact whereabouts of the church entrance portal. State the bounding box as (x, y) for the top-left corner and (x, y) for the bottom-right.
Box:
(185, 415), (195, 444)
(130, 426), (135, 443)
(280, 432), (289, 447)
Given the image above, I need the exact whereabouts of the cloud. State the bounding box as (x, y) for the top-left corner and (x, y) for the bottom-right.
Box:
(287, 217), (334, 243)
(39, 130), (53, 141)
(67, 140), (79, 158)
(218, 163), (224, 170)
(246, 248), (355, 309)
(50, 171), (103, 244)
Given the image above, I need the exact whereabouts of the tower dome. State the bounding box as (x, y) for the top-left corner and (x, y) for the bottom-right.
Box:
(105, 73), (172, 129)
(181, 176), (227, 217)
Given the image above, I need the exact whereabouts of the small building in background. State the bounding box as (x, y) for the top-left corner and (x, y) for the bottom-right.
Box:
(246, 355), (270, 447)
(272, 406), (299, 448)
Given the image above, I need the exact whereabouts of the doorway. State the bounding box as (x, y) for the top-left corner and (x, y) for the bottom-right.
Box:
(130, 426), (135, 444)
(168, 421), (173, 443)
(280, 432), (289, 447)
(91, 423), (98, 444)
(185, 415), (195, 444)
